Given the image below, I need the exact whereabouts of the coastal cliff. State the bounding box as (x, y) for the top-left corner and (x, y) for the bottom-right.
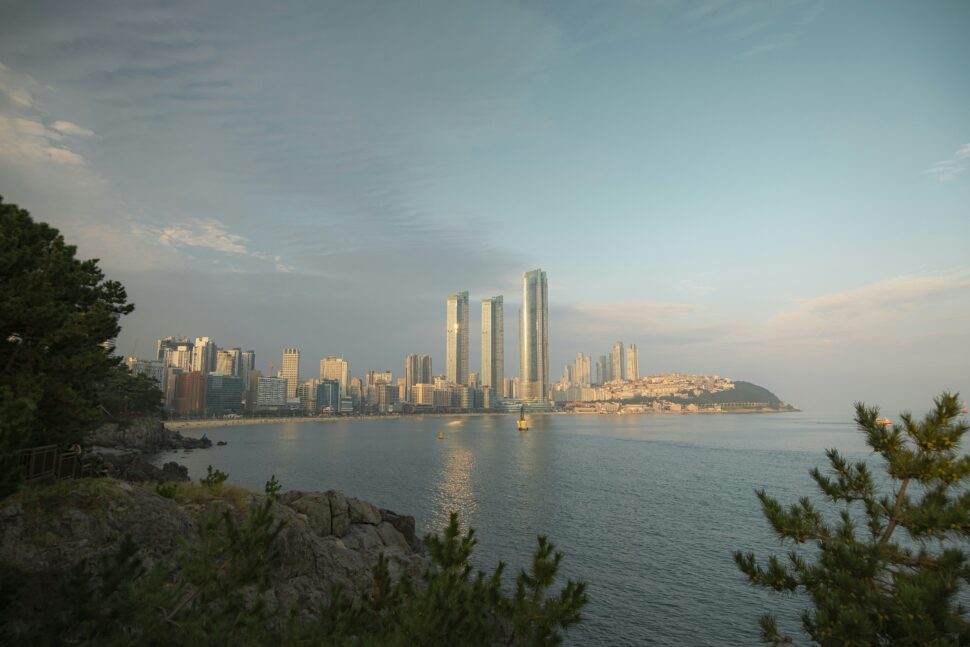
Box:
(0, 479), (426, 625)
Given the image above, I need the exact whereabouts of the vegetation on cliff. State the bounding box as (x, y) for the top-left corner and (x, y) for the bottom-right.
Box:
(1, 471), (588, 645)
(736, 392), (970, 645)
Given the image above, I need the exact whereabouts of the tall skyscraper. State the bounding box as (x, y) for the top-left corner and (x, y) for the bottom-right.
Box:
(192, 337), (216, 374)
(446, 290), (469, 385)
(626, 344), (639, 381)
(519, 269), (549, 402)
(320, 357), (350, 396)
(596, 355), (608, 385)
(481, 295), (504, 397)
(405, 353), (433, 402)
(282, 348), (300, 399)
(611, 341), (625, 382)
(574, 352), (591, 387)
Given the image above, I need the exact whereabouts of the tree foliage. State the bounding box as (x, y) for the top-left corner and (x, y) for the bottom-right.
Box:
(298, 513), (587, 646)
(96, 364), (163, 422)
(735, 392), (970, 645)
(0, 197), (136, 495)
(2, 487), (587, 645)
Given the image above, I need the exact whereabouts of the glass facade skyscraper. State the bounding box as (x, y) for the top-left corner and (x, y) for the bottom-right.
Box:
(519, 269), (548, 402)
(446, 290), (469, 385)
(481, 296), (504, 396)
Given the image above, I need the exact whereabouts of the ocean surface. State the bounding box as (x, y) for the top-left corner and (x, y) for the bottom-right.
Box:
(160, 412), (873, 645)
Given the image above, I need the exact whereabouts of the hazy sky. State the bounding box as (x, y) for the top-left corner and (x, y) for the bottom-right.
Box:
(1, 0), (968, 414)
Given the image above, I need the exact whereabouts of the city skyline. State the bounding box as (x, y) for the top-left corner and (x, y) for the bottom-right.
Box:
(0, 2), (967, 412)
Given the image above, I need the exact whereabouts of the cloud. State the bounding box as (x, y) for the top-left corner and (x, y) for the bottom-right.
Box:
(679, 0), (823, 59)
(0, 62), (34, 107)
(924, 143), (970, 182)
(0, 65), (90, 167)
(759, 272), (970, 348)
(51, 120), (95, 137)
(739, 35), (795, 59)
(157, 219), (250, 255)
(0, 114), (88, 165)
(151, 219), (300, 273)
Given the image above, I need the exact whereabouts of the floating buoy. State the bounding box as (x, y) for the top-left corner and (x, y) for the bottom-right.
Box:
(438, 431), (444, 440)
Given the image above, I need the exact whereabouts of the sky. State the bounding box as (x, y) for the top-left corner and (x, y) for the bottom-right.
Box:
(1, 0), (968, 414)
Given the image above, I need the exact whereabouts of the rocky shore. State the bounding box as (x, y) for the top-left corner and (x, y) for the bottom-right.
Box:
(89, 417), (213, 452)
(0, 479), (427, 619)
(83, 417), (212, 483)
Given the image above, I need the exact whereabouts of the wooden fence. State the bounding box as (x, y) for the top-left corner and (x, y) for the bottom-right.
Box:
(18, 445), (93, 483)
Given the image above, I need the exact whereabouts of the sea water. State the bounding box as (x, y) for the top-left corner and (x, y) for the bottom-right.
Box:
(162, 412), (871, 645)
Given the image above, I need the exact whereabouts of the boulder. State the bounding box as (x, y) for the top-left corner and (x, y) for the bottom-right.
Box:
(288, 493), (332, 536)
(347, 496), (382, 525)
(326, 490), (351, 537)
(380, 509), (421, 552)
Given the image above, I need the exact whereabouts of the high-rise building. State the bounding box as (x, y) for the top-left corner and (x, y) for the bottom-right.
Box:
(282, 348), (300, 400)
(519, 269), (549, 402)
(192, 337), (216, 374)
(481, 296), (504, 397)
(405, 354), (432, 402)
(173, 371), (207, 416)
(156, 336), (191, 364)
(595, 355), (608, 384)
(206, 374), (244, 413)
(611, 341), (625, 382)
(240, 350), (256, 374)
(446, 290), (469, 385)
(214, 349), (236, 376)
(573, 353), (591, 387)
(626, 344), (639, 381)
(320, 357), (350, 396)
(255, 376), (288, 409)
(172, 343), (194, 371)
(297, 379), (318, 413)
(316, 379), (341, 413)
(126, 357), (167, 391)
(239, 349), (256, 393)
(412, 383), (435, 406)
(365, 370), (392, 386)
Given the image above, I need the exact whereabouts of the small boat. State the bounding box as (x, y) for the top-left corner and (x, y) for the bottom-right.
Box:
(517, 405), (529, 431)
(438, 431), (444, 440)
(875, 418), (892, 427)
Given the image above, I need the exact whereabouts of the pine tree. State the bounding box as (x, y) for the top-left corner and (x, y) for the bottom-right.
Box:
(735, 392), (970, 645)
(0, 197), (135, 496)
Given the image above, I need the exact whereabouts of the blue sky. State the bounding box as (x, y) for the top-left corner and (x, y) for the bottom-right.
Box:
(1, 0), (967, 413)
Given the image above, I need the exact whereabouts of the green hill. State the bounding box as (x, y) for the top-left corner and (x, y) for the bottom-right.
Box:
(687, 381), (784, 406)
(623, 380), (791, 409)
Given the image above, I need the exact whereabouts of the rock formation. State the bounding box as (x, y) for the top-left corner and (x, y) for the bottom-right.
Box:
(87, 417), (212, 452)
(0, 479), (427, 619)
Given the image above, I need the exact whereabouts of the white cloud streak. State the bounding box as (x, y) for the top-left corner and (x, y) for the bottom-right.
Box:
(924, 143), (970, 182)
(153, 219), (295, 273)
(51, 120), (95, 137)
(157, 219), (249, 255)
